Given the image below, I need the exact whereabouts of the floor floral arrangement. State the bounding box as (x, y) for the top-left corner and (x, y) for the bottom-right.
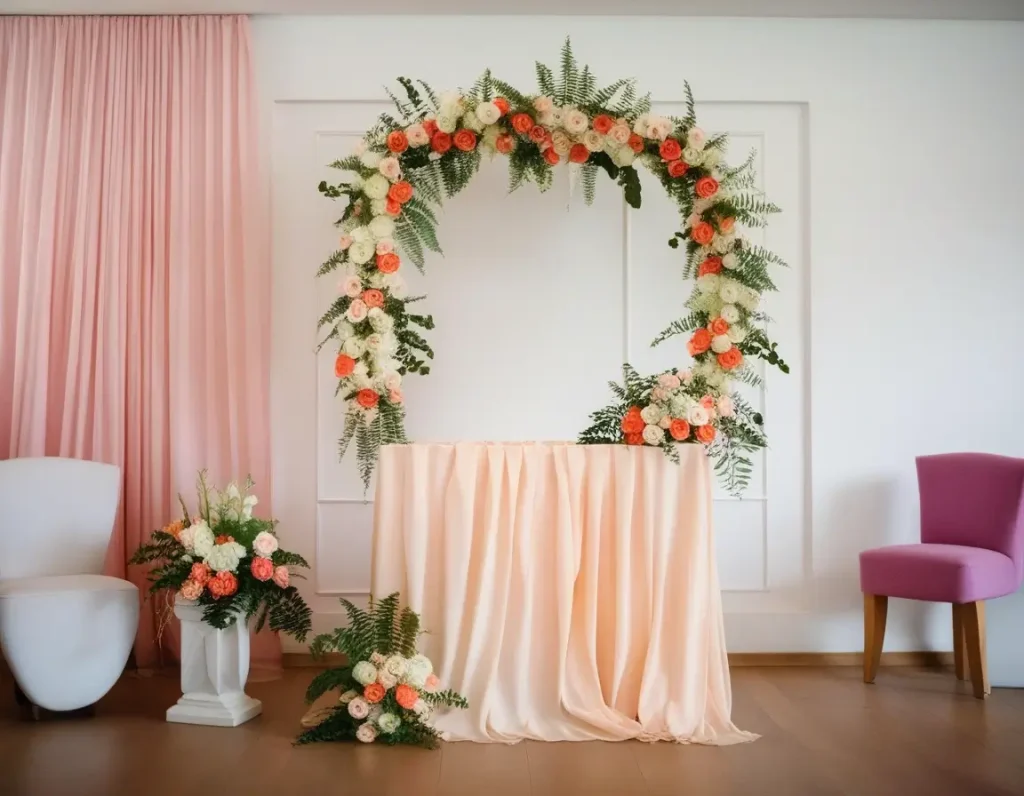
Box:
(296, 593), (467, 748)
(130, 471), (312, 640)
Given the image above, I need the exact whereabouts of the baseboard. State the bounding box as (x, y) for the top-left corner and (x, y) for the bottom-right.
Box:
(282, 651), (954, 669)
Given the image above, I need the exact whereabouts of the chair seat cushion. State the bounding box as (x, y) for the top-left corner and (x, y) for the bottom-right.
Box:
(0, 574), (137, 599)
(859, 543), (1017, 603)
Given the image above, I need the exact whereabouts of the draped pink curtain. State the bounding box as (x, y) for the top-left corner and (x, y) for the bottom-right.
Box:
(0, 15), (280, 675)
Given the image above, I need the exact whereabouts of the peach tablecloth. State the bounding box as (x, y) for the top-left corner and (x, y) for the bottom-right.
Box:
(371, 442), (756, 745)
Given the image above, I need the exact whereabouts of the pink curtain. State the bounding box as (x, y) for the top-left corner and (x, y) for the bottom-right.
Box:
(0, 15), (280, 675)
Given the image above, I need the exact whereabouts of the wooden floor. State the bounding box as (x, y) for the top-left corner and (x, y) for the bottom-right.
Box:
(2, 666), (1023, 796)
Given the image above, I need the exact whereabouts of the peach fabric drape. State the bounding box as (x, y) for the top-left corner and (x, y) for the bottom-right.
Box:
(372, 442), (756, 744)
(0, 16), (279, 674)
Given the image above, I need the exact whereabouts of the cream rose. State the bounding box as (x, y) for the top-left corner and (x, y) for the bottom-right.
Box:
(722, 253), (739, 270)
(359, 150), (382, 169)
(406, 123), (429, 147)
(582, 130), (603, 152)
(682, 146), (703, 166)
(728, 325), (748, 344)
(533, 96), (554, 115)
(711, 334), (733, 354)
(687, 126), (706, 150)
(475, 101), (501, 126)
(611, 146), (635, 168)
(563, 108), (588, 135)
(720, 304), (741, 324)
(368, 215), (394, 239)
(352, 662), (378, 686)
(687, 405), (710, 426)
(608, 122), (631, 145)
(363, 174), (390, 200)
(640, 405), (666, 425)
(719, 282), (741, 304)
(348, 240), (374, 266)
(341, 275), (362, 298)
(713, 235), (735, 255)
(355, 722), (377, 743)
(642, 424), (665, 446)
(550, 130), (572, 156)
(646, 115), (672, 141)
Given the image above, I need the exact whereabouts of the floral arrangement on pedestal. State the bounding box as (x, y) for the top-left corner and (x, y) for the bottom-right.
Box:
(296, 593), (467, 748)
(130, 471), (312, 639)
(317, 39), (788, 494)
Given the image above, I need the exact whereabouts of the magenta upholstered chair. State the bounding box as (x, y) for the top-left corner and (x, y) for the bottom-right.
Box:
(859, 453), (1024, 698)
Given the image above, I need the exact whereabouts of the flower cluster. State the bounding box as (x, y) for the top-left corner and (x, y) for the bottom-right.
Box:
(620, 369), (736, 448)
(338, 652), (440, 744)
(130, 471), (312, 637)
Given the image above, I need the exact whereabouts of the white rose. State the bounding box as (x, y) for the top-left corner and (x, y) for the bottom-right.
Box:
(563, 108), (589, 135)
(365, 333), (384, 352)
(682, 146), (703, 166)
(370, 198), (388, 216)
(377, 712), (401, 734)
(713, 235), (735, 255)
(687, 126), (706, 150)
(646, 115), (672, 141)
(363, 174), (389, 200)
(697, 274), (721, 294)
(341, 275), (362, 298)
(550, 130), (572, 156)
(352, 661), (378, 686)
(722, 253), (738, 270)
(359, 150), (382, 169)
(632, 114), (650, 136)
(406, 123), (429, 147)
(368, 216), (394, 239)
(475, 101), (501, 126)
(377, 670), (398, 689)
(336, 322), (355, 342)
(720, 304), (741, 324)
(640, 405), (665, 425)
(611, 146), (635, 168)
(728, 325), (748, 344)
(378, 156), (401, 181)
(658, 415), (672, 429)
(687, 405), (710, 426)
(355, 722), (377, 743)
(582, 130), (603, 152)
(379, 332), (398, 355)
(533, 96), (554, 115)
(711, 334), (733, 354)
(190, 522), (215, 559)
(346, 299), (369, 323)
(608, 122), (631, 145)
(206, 541), (245, 573)
(342, 335), (365, 358)
(412, 698), (431, 718)
(368, 308), (394, 333)
(384, 372), (402, 391)
(252, 531), (279, 558)
(436, 110), (459, 134)
(404, 654), (433, 688)
(350, 226), (370, 244)
(717, 395), (735, 417)
(370, 652), (386, 666)
(339, 689), (359, 705)
(348, 240), (374, 265)
(719, 282), (741, 304)
(642, 424), (665, 446)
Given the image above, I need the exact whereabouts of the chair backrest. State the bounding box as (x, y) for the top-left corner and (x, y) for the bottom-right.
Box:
(0, 457), (121, 580)
(917, 453), (1024, 584)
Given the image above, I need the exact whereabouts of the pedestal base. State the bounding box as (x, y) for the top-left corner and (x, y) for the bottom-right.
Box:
(167, 693), (262, 727)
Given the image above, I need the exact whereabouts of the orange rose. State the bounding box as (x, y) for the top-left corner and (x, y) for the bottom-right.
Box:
(698, 256), (723, 276)
(376, 252), (400, 273)
(692, 222), (715, 246)
(669, 419), (691, 441)
(207, 571), (238, 599)
(163, 520), (184, 539)
(334, 353), (356, 377)
(709, 317), (730, 336)
(386, 130), (408, 153)
(422, 119), (438, 137)
(700, 395), (715, 410)
(356, 389), (379, 409)
(529, 125), (547, 143)
(717, 347), (743, 370)
(592, 114), (614, 134)
(395, 684), (419, 709)
(511, 113), (534, 134)
(430, 131), (452, 154)
(695, 176), (719, 199)
(387, 181), (414, 204)
(696, 425), (717, 443)
(688, 328), (712, 356)
(659, 138), (682, 161)
(628, 133), (644, 153)
(569, 143), (589, 164)
(493, 97), (510, 116)
(364, 683), (386, 703)
(543, 148), (560, 165)
(362, 289), (385, 309)
(719, 216), (736, 234)
(667, 160), (688, 178)
(453, 129), (477, 152)
(625, 432), (644, 446)
(621, 409), (645, 435)
(251, 556), (274, 582)
(385, 198), (401, 216)
(495, 133), (515, 154)
(215, 534), (234, 544)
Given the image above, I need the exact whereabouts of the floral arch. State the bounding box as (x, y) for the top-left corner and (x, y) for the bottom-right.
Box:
(317, 41), (789, 495)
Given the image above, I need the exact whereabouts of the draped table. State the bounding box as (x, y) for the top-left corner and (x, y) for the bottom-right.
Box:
(371, 442), (755, 745)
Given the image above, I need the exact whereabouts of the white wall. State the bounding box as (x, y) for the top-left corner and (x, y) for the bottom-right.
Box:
(252, 15), (1024, 653)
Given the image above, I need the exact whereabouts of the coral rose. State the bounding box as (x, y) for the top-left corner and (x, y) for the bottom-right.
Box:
(493, 97), (510, 116)
(273, 565), (290, 589)
(364, 682), (386, 704)
(495, 134), (515, 154)
(669, 419), (691, 441)
(659, 138), (682, 161)
(511, 113), (534, 134)
(625, 432), (644, 446)
(250, 556), (274, 582)
(700, 395), (716, 410)
(376, 252), (401, 273)
(424, 674), (440, 693)
(215, 534), (234, 545)
(667, 160), (688, 178)
(385, 198), (401, 216)
(387, 181), (414, 204)
(692, 222), (715, 246)
(621, 407), (645, 434)
(395, 684), (419, 709)
(528, 125), (547, 144)
(695, 176), (720, 199)
(334, 353), (356, 377)
(569, 143), (589, 164)
(362, 289), (385, 309)
(430, 131), (452, 154)
(709, 317), (730, 336)
(386, 130), (408, 153)
(592, 114), (614, 134)
(179, 579), (203, 601)
(628, 133), (644, 153)
(356, 389), (379, 409)
(453, 129), (477, 152)
(543, 148), (560, 165)
(688, 328), (712, 356)
(696, 425), (717, 443)
(422, 119), (438, 137)
(717, 347), (743, 370)
(719, 216), (736, 234)
(207, 571), (238, 599)
(189, 562), (212, 586)
(698, 256), (723, 276)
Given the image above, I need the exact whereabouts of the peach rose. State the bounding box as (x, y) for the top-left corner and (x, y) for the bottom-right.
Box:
(592, 114), (614, 134)
(529, 125), (547, 144)
(495, 134), (515, 154)
(700, 395), (716, 410)
(628, 133), (644, 153)
(189, 562), (212, 586)
(386, 130), (408, 153)
(543, 148), (560, 165)
(511, 113), (534, 134)
(338, 235), (353, 250)
(688, 328), (712, 356)
(163, 520), (183, 539)
(668, 160), (688, 178)
(395, 684), (419, 709)
(709, 317), (730, 336)
(691, 222), (715, 246)
(696, 425), (717, 443)
(385, 198), (401, 216)
(659, 138), (682, 161)
(717, 347), (743, 370)
(356, 389), (379, 409)
(453, 129), (477, 152)
(335, 353), (356, 378)
(251, 556), (274, 582)
(493, 97), (510, 116)
(364, 683), (386, 703)
(424, 674), (440, 693)
(207, 571), (238, 599)
(272, 566), (290, 589)
(376, 240), (394, 255)
(621, 407), (645, 434)
(569, 143), (589, 164)
(179, 579), (203, 601)
(431, 132), (452, 154)
(719, 216), (736, 234)
(669, 419), (691, 441)
(362, 289), (385, 309)
(377, 252), (401, 274)
(387, 181), (414, 204)
(698, 256), (723, 276)
(389, 388), (403, 404)
(695, 176), (719, 199)
(625, 432), (644, 446)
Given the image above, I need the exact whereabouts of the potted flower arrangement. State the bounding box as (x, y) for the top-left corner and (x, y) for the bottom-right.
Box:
(131, 470), (312, 726)
(297, 593), (467, 747)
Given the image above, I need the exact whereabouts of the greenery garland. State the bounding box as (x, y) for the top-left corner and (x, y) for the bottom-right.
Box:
(317, 40), (788, 495)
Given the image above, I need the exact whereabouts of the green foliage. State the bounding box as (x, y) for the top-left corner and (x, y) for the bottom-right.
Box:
(651, 312), (705, 347)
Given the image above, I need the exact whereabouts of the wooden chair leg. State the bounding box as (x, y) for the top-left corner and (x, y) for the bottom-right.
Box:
(961, 600), (990, 698)
(863, 593), (888, 684)
(953, 603), (968, 680)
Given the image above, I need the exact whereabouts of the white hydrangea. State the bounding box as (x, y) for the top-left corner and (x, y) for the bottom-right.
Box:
(348, 240), (375, 265)
(206, 540), (245, 573)
(190, 522), (215, 560)
(368, 215), (394, 239)
(377, 712), (401, 734)
(697, 274), (722, 294)
(740, 288), (761, 312)
(728, 325), (748, 344)
(343, 335), (365, 358)
(640, 405), (665, 425)
(670, 393), (695, 417)
(611, 146), (635, 168)
(722, 253), (738, 270)
(711, 334), (733, 354)
(720, 304), (741, 324)
(350, 226), (370, 244)
(363, 174), (390, 200)
(719, 281), (741, 304)
(352, 661), (378, 686)
(368, 307), (394, 333)
(359, 150), (383, 169)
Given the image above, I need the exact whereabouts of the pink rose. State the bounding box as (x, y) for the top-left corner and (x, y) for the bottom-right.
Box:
(608, 122), (631, 145)
(341, 275), (362, 298)
(252, 531), (279, 558)
(338, 235), (353, 250)
(273, 566), (290, 589)
(650, 387), (668, 402)
(346, 299), (368, 323)
(658, 373), (681, 390)
(375, 240), (394, 255)
(179, 579), (203, 601)
(424, 674), (440, 694)
(251, 556), (274, 582)
(389, 388), (403, 404)
(378, 156), (401, 181)
(679, 369), (694, 385)
(717, 395), (735, 418)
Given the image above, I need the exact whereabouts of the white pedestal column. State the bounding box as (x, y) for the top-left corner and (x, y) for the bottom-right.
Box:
(166, 598), (263, 727)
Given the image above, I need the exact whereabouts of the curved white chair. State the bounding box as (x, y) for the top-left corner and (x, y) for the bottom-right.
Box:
(0, 457), (138, 713)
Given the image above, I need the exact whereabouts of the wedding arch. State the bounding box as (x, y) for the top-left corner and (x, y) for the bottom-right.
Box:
(316, 41), (789, 494)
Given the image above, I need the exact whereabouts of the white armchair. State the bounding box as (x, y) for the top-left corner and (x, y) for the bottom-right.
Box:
(0, 457), (138, 715)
